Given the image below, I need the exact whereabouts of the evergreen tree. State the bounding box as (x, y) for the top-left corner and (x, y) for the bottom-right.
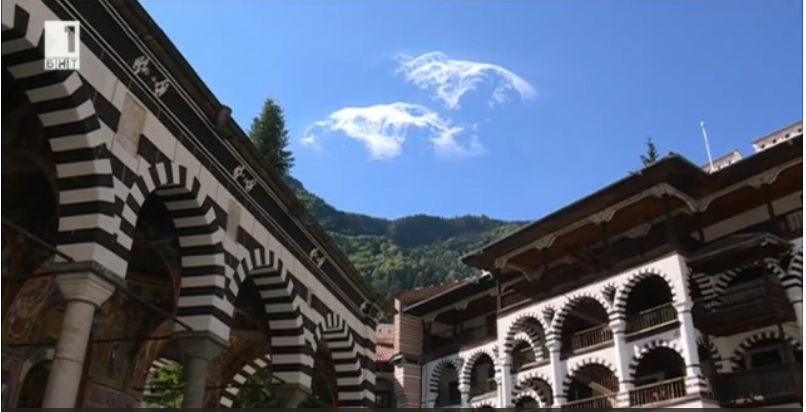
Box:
(640, 136), (659, 166)
(249, 98), (295, 176)
(143, 362), (184, 408)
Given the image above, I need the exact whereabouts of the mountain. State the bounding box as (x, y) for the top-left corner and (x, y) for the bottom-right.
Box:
(284, 176), (526, 299)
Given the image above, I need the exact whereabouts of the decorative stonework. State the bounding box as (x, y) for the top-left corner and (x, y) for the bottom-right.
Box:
(308, 247), (326, 268)
(231, 165), (258, 193)
(131, 56), (172, 98)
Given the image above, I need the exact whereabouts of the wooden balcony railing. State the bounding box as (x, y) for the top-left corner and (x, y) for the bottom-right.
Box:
(501, 290), (530, 309)
(693, 275), (796, 336)
(470, 380), (497, 398)
(625, 303), (677, 335)
(562, 324), (613, 354)
(713, 363), (802, 407)
(562, 394), (617, 409)
(629, 377), (687, 406)
(424, 324), (497, 360)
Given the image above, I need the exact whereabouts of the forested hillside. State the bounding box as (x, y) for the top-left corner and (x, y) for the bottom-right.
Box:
(285, 176), (525, 298)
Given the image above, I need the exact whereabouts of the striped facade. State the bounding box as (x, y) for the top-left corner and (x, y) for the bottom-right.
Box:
(2, 0), (382, 407)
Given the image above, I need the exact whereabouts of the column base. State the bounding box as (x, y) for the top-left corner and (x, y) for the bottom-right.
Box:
(274, 382), (312, 407)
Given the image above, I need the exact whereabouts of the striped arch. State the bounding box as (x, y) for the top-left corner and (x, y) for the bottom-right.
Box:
(613, 267), (677, 318)
(513, 388), (546, 407)
(118, 161), (231, 341)
(687, 266), (715, 302)
(562, 357), (617, 394)
(782, 246), (804, 292)
(550, 292), (613, 338)
(504, 312), (550, 358)
(429, 357), (462, 399)
(459, 346), (498, 387)
(235, 248), (309, 387)
(729, 330), (803, 370)
(514, 370), (553, 406)
(696, 335), (726, 373)
(2, 0), (121, 273)
(712, 260), (776, 302)
(315, 313), (365, 407)
(470, 399), (496, 409)
(629, 339), (684, 379)
(217, 353), (273, 408)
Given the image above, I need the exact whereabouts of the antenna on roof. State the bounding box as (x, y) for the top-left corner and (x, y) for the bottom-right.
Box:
(700, 120), (715, 173)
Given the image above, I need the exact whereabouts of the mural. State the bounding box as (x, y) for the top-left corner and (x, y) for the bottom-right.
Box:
(83, 382), (137, 408)
(128, 320), (173, 391)
(1, 357), (22, 407)
(3, 277), (58, 343)
(88, 294), (133, 388)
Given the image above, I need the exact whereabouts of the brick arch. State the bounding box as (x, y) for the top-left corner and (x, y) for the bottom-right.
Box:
(470, 399), (496, 409)
(629, 339), (684, 379)
(119, 161), (231, 341)
(513, 388), (547, 407)
(613, 267), (677, 318)
(428, 356), (462, 399)
(314, 313), (364, 407)
(550, 292), (612, 338)
(503, 312), (550, 357)
(729, 330), (803, 370)
(786, 244), (803, 288)
(459, 346), (498, 387)
(563, 357), (617, 394)
(234, 247), (308, 387)
(2, 0), (120, 274)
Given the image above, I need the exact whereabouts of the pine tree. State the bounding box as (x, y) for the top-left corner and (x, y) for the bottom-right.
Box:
(640, 136), (659, 166)
(249, 98), (295, 176)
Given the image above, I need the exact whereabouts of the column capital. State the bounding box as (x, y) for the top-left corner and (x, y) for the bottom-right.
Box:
(547, 338), (562, 353)
(54, 271), (116, 307)
(674, 300), (693, 313)
(609, 319), (627, 334)
(174, 330), (227, 360)
(458, 383), (470, 393)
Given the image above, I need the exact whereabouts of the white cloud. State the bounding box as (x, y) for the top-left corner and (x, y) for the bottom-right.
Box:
(396, 51), (535, 110)
(300, 102), (485, 160)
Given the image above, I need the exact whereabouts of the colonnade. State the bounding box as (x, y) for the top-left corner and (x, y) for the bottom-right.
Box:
(454, 300), (703, 408)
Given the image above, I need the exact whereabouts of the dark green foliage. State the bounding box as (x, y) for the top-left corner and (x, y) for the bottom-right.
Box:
(231, 370), (281, 408)
(640, 136), (659, 166)
(143, 362), (184, 408)
(286, 175), (525, 298)
(249, 98), (295, 176)
(297, 371), (336, 408)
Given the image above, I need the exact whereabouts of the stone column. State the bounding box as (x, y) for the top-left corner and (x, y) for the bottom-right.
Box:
(675, 301), (703, 395)
(547, 337), (565, 407)
(459, 383), (470, 408)
(610, 319), (633, 407)
(176, 331), (225, 408)
(42, 271), (116, 408)
(497, 355), (514, 408)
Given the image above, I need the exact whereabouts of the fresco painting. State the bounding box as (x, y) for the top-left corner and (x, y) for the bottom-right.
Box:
(3, 277), (56, 343)
(83, 382), (137, 408)
(1, 357), (22, 407)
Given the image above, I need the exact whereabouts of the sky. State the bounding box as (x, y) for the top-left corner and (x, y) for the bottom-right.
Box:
(142, 1), (803, 222)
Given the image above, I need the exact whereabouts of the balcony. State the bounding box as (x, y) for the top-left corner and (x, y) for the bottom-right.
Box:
(469, 380), (497, 399)
(562, 324), (613, 355)
(625, 303), (677, 338)
(423, 324), (497, 361)
(629, 377), (687, 406)
(713, 363), (802, 407)
(562, 394), (617, 410)
(693, 275), (796, 336)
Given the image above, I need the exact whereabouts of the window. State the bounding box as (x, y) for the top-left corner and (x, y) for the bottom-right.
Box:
(744, 345), (784, 369)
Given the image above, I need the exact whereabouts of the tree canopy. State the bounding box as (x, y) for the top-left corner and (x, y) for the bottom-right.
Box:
(640, 136), (659, 166)
(249, 98), (295, 176)
(143, 362), (184, 408)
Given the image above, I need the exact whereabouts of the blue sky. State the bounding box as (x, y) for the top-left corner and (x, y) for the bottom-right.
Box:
(142, 1), (803, 221)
